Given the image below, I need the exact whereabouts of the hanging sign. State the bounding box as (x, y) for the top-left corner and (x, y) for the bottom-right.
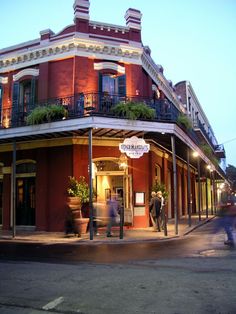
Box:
(119, 136), (150, 159)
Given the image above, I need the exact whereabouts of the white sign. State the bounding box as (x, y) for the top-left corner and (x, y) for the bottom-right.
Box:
(119, 136), (150, 159)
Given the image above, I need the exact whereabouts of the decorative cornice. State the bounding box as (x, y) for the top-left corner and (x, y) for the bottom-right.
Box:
(0, 76), (8, 84)
(141, 52), (184, 111)
(13, 68), (39, 81)
(0, 37), (142, 73)
(94, 62), (125, 73)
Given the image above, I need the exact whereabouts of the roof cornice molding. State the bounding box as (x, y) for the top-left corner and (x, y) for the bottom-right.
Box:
(0, 36), (142, 73)
(141, 52), (183, 111)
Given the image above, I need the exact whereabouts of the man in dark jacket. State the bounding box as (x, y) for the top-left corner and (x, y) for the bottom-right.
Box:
(150, 191), (162, 231)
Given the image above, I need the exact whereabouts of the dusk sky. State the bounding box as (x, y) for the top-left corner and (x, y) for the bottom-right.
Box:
(1, 0), (236, 167)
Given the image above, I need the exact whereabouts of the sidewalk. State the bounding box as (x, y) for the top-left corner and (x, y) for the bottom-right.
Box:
(0, 215), (215, 245)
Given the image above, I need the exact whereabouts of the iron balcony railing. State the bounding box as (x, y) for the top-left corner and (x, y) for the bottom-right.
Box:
(1, 92), (222, 156)
(1, 92), (180, 128)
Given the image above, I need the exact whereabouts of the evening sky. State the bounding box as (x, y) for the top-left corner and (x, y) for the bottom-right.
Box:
(1, 0), (235, 166)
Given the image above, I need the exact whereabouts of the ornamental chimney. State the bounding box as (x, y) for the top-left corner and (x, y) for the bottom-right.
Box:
(125, 8), (142, 30)
(125, 8), (142, 42)
(73, 0), (90, 32)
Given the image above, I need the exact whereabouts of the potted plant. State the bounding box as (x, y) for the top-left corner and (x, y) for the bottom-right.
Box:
(111, 101), (156, 120)
(151, 181), (169, 200)
(26, 104), (68, 125)
(177, 113), (192, 130)
(66, 176), (90, 236)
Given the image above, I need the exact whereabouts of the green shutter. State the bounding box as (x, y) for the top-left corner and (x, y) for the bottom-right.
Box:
(30, 78), (36, 109)
(12, 82), (20, 123)
(118, 75), (126, 97)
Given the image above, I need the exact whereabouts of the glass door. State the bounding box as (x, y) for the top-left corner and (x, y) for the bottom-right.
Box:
(16, 177), (35, 226)
(123, 174), (133, 224)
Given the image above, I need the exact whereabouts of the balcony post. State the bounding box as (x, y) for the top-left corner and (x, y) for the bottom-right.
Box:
(197, 158), (201, 221)
(187, 147), (192, 227)
(88, 128), (94, 240)
(171, 135), (178, 235)
(205, 171), (209, 218)
(12, 140), (16, 238)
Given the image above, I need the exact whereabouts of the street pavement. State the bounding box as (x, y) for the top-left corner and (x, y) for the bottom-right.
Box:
(0, 216), (236, 314)
(0, 215), (214, 245)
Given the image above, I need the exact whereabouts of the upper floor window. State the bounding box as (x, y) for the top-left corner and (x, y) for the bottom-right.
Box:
(100, 74), (126, 96)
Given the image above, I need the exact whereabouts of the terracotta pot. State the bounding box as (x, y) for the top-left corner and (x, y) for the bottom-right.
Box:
(67, 196), (81, 210)
(74, 218), (89, 235)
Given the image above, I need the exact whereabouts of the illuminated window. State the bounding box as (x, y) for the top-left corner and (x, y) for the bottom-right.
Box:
(155, 164), (162, 183)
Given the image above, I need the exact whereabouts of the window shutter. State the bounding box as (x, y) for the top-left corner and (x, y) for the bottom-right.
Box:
(30, 78), (36, 109)
(98, 73), (103, 92)
(12, 82), (20, 124)
(118, 75), (126, 97)
(98, 73), (103, 110)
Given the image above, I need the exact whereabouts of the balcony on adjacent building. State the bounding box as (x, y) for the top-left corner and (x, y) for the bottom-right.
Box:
(214, 144), (226, 159)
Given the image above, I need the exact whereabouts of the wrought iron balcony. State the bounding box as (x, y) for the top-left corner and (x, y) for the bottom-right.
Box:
(214, 144), (226, 159)
(1, 92), (180, 128)
(193, 117), (217, 151)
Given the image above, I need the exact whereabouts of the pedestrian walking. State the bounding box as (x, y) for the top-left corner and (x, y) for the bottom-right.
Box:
(149, 191), (162, 231)
(106, 194), (120, 237)
(213, 200), (236, 247)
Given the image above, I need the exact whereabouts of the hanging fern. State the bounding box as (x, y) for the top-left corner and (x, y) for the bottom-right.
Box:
(26, 104), (68, 125)
(177, 113), (192, 130)
(111, 101), (156, 120)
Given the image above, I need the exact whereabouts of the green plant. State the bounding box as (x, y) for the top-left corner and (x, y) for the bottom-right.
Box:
(151, 181), (169, 200)
(67, 176), (89, 204)
(111, 101), (156, 120)
(26, 104), (67, 125)
(200, 143), (219, 166)
(177, 113), (192, 130)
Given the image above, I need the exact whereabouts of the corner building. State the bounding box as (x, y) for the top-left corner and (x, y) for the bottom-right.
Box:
(0, 0), (227, 233)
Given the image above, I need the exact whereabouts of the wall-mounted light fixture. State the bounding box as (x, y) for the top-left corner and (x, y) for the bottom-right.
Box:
(118, 153), (128, 170)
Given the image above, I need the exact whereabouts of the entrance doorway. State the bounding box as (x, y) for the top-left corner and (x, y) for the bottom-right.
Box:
(16, 177), (35, 226)
(93, 158), (133, 225)
(14, 161), (36, 226)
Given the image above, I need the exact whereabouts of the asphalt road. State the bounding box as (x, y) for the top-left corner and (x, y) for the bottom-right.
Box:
(0, 219), (235, 264)
(0, 219), (236, 314)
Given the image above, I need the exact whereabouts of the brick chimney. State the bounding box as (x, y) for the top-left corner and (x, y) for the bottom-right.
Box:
(73, 0), (90, 33)
(125, 8), (142, 42)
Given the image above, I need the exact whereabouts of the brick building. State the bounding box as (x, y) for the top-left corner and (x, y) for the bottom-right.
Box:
(0, 0), (227, 235)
